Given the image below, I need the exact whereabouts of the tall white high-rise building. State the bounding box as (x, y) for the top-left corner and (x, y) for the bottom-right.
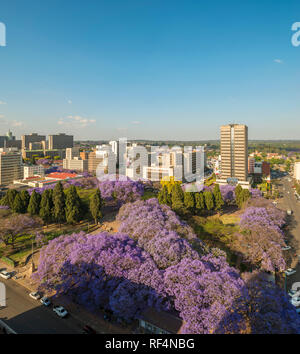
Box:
(294, 162), (300, 182)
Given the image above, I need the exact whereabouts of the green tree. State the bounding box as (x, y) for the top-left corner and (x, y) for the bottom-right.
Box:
(235, 185), (243, 208)
(12, 193), (24, 213)
(158, 185), (171, 206)
(0, 194), (9, 206)
(65, 186), (81, 224)
(241, 189), (251, 205)
(195, 192), (205, 213)
(204, 190), (214, 211)
(20, 190), (30, 212)
(171, 184), (184, 212)
(52, 182), (66, 226)
(27, 190), (41, 216)
(89, 189), (103, 224)
(39, 189), (53, 226)
(213, 184), (224, 211)
(184, 191), (195, 212)
(6, 189), (18, 208)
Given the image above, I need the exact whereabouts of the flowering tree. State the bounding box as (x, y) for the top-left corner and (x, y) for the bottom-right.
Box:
(220, 185), (236, 204)
(163, 255), (247, 334)
(98, 178), (144, 205)
(232, 204), (286, 272)
(33, 231), (168, 321)
(240, 271), (300, 334)
(117, 198), (199, 243)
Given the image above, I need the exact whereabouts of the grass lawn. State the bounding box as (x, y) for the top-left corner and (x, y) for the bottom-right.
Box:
(219, 214), (240, 225)
(9, 247), (32, 263)
(188, 214), (241, 268)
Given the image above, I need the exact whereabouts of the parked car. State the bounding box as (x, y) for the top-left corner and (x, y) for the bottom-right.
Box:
(290, 297), (300, 307)
(287, 210), (293, 216)
(285, 268), (296, 276)
(282, 246), (291, 251)
(40, 297), (51, 306)
(53, 306), (68, 318)
(0, 270), (12, 280)
(82, 325), (97, 334)
(29, 292), (42, 300)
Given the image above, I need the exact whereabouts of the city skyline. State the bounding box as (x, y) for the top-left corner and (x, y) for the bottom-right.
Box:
(1, 0), (300, 140)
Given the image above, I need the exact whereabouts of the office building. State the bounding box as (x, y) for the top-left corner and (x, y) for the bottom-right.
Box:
(0, 150), (22, 185)
(88, 151), (105, 174)
(23, 165), (45, 179)
(0, 130), (17, 148)
(66, 147), (80, 160)
(217, 124), (250, 188)
(49, 134), (73, 150)
(63, 157), (88, 172)
(21, 133), (46, 150)
(22, 149), (65, 160)
(294, 162), (300, 182)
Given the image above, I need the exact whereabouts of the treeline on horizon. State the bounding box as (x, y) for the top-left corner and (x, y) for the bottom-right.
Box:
(75, 140), (300, 153)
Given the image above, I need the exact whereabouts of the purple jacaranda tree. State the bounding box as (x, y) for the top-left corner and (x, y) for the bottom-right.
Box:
(220, 185), (236, 204)
(232, 203), (286, 272)
(32, 229), (300, 333)
(32, 231), (168, 320)
(117, 198), (199, 242)
(98, 178), (144, 205)
(240, 271), (300, 334)
(163, 254), (248, 334)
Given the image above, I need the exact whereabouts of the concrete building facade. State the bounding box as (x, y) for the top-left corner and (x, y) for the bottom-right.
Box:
(0, 150), (22, 185)
(220, 124), (248, 183)
(21, 133), (46, 150)
(49, 134), (73, 149)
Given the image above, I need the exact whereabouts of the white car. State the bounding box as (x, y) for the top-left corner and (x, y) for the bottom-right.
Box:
(53, 306), (68, 318)
(290, 297), (300, 307)
(0, 270), (12, 279)
(282, 246), (291, 251)
(40, 297), (51, 306)
(29, 292), (41, 300)
(285, 268), (297, 276)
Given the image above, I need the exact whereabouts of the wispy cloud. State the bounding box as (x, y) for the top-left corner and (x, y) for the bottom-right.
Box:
(67, 99), (72, 104)
(131, 121), (141, 125)
(58, 115), (96, 128)
(11, 120), (23, 127)
(0, 100), (6, 105)
(274, 59), (283, 64)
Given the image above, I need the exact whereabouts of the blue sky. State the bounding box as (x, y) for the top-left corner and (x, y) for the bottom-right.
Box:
(0, 0), (300, 140)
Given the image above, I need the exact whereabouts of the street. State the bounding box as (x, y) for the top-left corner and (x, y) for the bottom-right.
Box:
(0, 277), (84, 334)
(276, 175), (300, 293)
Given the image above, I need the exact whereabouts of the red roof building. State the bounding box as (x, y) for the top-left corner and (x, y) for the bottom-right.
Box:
(46, 172), (78, 180)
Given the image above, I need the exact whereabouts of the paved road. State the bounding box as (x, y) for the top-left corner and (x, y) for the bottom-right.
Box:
(276, 175), (300, 293)
(0, 278), (83, 334)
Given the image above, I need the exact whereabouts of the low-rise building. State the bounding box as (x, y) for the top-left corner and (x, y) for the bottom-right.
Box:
(138, 308), (184, 334)
(23, 164), (45, 179)
(63, 157), (88, 172)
